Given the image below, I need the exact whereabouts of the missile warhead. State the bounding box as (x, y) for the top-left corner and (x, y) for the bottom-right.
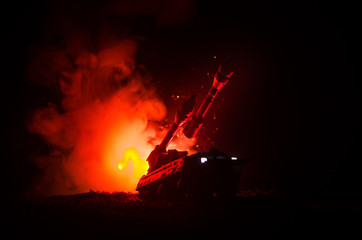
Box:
(183, 65), (233, 139)
(213, 65), (233, 90)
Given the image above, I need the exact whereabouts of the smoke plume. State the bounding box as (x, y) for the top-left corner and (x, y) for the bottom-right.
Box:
(26, 0), (195, 196)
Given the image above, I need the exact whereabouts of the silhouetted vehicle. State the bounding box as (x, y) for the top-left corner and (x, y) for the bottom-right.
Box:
(136, 65), (247, 201)
(137, 148), (246, 201)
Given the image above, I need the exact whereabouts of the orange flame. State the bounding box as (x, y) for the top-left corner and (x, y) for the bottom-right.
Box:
(117, 147), (149, 179)
(26, 39), (196, 196)
(26, 40), (163, 195)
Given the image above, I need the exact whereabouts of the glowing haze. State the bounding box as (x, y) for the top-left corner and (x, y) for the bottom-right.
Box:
(27, 39), (195, 196)
(24, 0), (196, 196)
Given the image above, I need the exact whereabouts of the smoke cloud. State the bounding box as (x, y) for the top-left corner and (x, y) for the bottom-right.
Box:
(26, 0), (195, 196)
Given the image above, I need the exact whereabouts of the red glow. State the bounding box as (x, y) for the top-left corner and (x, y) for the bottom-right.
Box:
(27, 40), (194, 196)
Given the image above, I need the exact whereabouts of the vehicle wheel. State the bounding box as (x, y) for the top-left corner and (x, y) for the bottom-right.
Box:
(176, 177), (186, 200)
(157, 183), (168, 203)
(177, 177), (195, 200)
(139, 189), (153, 201)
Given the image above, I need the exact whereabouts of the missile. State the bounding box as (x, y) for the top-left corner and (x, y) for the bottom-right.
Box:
(159, 94), (196, 150)
(183, 65), (233, 138)
(146, 95), (196, 172)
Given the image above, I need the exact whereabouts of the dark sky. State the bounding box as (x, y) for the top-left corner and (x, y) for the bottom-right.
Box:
(3, 0), (361, 199)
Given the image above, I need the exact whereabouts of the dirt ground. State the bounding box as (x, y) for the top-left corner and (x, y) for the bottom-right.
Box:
(5, 191), (361, 238)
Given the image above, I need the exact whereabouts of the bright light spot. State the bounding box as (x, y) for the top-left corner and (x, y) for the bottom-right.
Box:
(118, 163), (123, 170)
(117, 147), (149, 179)
(231, 157), (237, 160)
(201, 157), (207, 163)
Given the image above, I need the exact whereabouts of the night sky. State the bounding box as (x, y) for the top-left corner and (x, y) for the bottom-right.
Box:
(3, 0), (361, 200)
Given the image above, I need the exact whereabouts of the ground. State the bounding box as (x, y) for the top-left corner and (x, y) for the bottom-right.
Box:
(6, 191), (361, 238)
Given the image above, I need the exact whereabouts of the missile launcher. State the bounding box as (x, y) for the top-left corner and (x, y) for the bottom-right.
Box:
(136, 65), (247, 201)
